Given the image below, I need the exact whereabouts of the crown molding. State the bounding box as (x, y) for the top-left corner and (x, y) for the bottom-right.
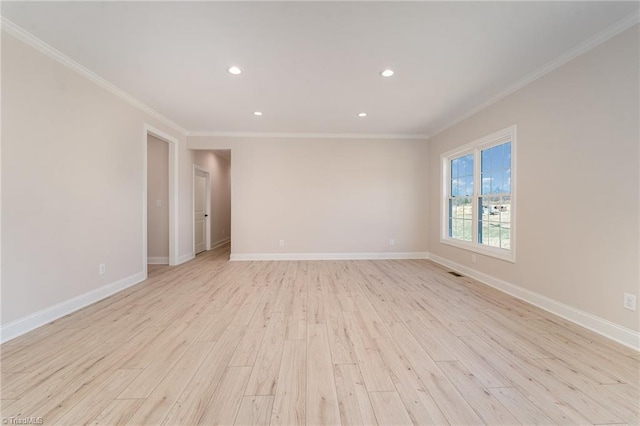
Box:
(0, 17), (188, 136)
(429, 11), (640, 139)
(0, 16), (427, 141)
(186, 131), (430, 140)
(3, 10), (637, 141)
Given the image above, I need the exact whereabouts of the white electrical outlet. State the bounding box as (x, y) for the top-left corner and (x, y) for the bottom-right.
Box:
(99, 263), (106, 275)
(279, 239), (285, 247)
(389, 238), (395, 246)
(471, 254), (477, 263)
(155, 199), (162, 207)
(623, 293), (636, 311)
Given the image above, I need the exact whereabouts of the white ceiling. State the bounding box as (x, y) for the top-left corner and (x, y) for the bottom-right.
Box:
(2, 1), (638, 137)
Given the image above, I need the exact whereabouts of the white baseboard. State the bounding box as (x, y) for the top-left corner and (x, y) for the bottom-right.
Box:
(176, 252), (195, 265)
(210, 238), (230, 250)
(147, 256), (169, 265)
(427, 253), (640, 351)
(230, 252), (429, 261)
(0, 271), (146, 344)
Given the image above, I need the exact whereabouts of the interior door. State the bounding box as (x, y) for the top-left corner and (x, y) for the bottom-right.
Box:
(194, 171), (207, 254)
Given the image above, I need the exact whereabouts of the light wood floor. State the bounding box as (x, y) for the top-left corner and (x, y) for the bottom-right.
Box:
(1, 244), (638, 425)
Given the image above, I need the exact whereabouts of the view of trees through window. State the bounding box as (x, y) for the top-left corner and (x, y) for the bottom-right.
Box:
(480, 142), (511, 249)
(448, 142), (511, 249)
(449, 153), (473, 241)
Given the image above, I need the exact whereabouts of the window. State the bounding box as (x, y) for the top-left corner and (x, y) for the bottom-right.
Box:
(441, 125), (516, 262)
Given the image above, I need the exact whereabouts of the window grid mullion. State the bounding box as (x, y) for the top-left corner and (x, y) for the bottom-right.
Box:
(472, 148), (480, 244)
(480, 192), (511, 198)
(441, 126), (515, 262)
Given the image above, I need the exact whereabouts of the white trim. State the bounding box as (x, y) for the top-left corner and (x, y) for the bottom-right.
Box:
(427, 253), (640, 351)
(230, 252), (429, 261)
(147, 256), (169, 265)
(211, 237), (231, 250)
(2, 14), (636, 141)
(177, 252), (195, 265)
(187, 131), (429, 140)
(193, 164), (211, 173)
(0, 17), (187, 135)
(0, 271), (146, 344)
(144, 124), (179, 266)
(430, 12), (640, 138)
(440, 126), (515, 159)
(440, 125), (516, 263)
(193, 165), (212, 253)
(440, 238), (514, 263)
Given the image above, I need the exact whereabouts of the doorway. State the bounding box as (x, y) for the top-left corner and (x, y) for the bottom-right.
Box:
(147, 135), (170, 264)
(143, 124), (178, 271)
(192, 150), (232, 256)
(193, 166), (210, 255)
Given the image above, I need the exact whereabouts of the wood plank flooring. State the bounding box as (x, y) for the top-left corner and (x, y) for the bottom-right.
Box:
(1, 244), (638, 425)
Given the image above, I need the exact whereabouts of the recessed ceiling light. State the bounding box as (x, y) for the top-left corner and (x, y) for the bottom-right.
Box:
(380, 69), (395, 77)
(253, 111), (263, 116)
(358, 112), (368, 117)
(228, 66), (242, 75)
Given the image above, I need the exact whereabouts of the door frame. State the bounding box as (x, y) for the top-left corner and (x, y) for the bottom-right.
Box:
(193, 164), (211, 254)
(143, 124), (179, 271)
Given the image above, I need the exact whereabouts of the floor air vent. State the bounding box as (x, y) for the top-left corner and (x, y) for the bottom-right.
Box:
(448, 271), (463, 277)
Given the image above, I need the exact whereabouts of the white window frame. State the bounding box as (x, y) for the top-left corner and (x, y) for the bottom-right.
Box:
(440, 125), (517, 262)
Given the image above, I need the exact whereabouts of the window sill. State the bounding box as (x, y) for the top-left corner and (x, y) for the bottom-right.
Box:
(439, 237), (515, 263)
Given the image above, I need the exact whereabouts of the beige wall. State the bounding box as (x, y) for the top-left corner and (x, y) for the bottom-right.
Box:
(428, 26), (640, 331)
(3, 19), (637, 344)
(147, 135), (169, 260)
(1, 32), (193, 325)
(226, 137), (429, 255)
(192, 150), (232, 246)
